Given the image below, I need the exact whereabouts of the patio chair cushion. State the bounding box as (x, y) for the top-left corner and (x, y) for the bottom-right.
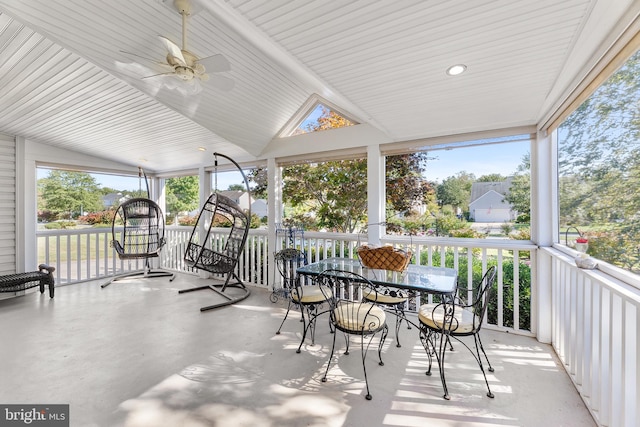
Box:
(291, 285), (331, 304)
(418, 303), (475, 334)
(334, 302), (386, 333)
(363, 288), (407, 305)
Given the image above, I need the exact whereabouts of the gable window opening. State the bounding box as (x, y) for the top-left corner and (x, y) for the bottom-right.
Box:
(291, 103), (356, 136)
(278, 95), (360, 138)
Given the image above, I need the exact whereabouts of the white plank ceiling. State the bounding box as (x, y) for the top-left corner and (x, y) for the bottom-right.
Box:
(0, 0), (637, 173)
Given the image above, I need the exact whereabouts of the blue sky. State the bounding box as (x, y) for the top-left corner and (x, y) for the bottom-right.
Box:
(37, 140), (529, 191)
(424, 141), (529, 182)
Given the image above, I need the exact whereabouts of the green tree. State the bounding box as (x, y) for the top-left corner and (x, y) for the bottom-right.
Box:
(436, 172), (475, 212)
(477, 173), (506, 182)
(386, 153), (435, 214)
(166, 176), (199, 219)
(39, 171), (103, 219)
(284, 159), (367, 233)
(248, 168), (268, 200)
(504, 153), (531, 221)
(282, 155), (434, 233)
(558, 49), (640, 271)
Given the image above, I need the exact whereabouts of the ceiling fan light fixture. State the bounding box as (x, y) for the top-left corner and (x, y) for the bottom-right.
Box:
(446, 64), (467, 76)
(175, 66), (194, 80)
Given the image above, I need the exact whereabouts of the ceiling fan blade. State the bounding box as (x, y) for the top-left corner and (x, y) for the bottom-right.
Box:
(158, 36), (187, 66)
(162, 75), (203, 96)
(141, 72), (177, 79)
(187, 78), (203, 95)
(120, 50), (172, 69)
(197, 54), (231, 73)
(208, 74), (235, 92)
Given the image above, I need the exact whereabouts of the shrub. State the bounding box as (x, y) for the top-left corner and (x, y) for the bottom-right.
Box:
(510, 227), (531, 241)
(79, 210), (114, 225)
(501, 222), (514, 235)
(584, 228), (640, 271)
(38, 210), (58, 223)
(178, 215), (198, 226)
(495, 260), (532, 330)
(449, 227), (481, 238)
(420, 249), (532, 331)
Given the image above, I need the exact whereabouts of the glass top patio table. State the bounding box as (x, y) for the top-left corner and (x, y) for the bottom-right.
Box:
(296, 257), (458, 295)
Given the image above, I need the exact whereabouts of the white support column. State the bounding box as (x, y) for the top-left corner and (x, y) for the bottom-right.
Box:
(267, 158), (280, 274)
(367, 145), (385, 245)
(199, 166), (211, 211)
(156, 177), (167, 216)
(16, 136), (34, 272)
(531, 130), (557, 343)
(197, 166), (211, 278)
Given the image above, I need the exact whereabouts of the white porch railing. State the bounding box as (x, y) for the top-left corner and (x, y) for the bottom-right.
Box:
(36, 226), (536, 334)
(546, 246), (640, 427)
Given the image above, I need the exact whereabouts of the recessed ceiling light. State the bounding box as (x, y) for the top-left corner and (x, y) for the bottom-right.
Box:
(198, 146), (206, 151)
(446, 64), (467, 76)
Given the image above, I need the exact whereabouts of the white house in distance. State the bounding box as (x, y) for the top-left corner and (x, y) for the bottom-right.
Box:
(102, 192), (128, 209)
(469, 179), (516, 223)
(218, 191), (268, 219)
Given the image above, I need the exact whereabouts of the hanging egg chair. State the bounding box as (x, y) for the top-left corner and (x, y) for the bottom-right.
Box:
(178, 152), (251, 311)
(102, 168), (175, 288)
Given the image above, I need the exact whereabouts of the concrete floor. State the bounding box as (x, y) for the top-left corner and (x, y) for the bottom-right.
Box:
(0, 273), (596, 427)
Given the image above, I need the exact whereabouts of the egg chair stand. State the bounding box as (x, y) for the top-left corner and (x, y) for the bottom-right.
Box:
(178, 152), (251, 311)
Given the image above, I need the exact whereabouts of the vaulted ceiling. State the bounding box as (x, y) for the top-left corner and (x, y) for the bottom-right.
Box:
(0, 0), (638, 173)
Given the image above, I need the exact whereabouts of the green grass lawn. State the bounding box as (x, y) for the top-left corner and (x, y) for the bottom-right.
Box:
(38, 231), (113, 262)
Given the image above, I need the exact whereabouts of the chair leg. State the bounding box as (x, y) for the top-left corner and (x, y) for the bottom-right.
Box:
(307, 305), (319, 345)
(419, 325), (450, 399)
(393, 307), (402, 347)
(296, 306), (310, 353)
(296, 304), (320, 352)
(377, 325), (388, 366)
(476, 333), (494, 372)
(343, 331), (350, 355)
(357, 326), (388, 401)
(360, 334), (373, 400)
(322, 328), (338, 383)
(436, 332), (451, 400)
(419, 326), (436, 376)
(392, 304), (411, 347)
(275, 299), (294, 335)
(473, 335), (495, 398)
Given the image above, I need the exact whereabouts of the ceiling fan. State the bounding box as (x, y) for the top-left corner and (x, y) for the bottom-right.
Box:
(122, 0), (234, 93)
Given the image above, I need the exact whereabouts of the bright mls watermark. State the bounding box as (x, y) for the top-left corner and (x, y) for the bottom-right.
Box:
(0, 405), (69, 426)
